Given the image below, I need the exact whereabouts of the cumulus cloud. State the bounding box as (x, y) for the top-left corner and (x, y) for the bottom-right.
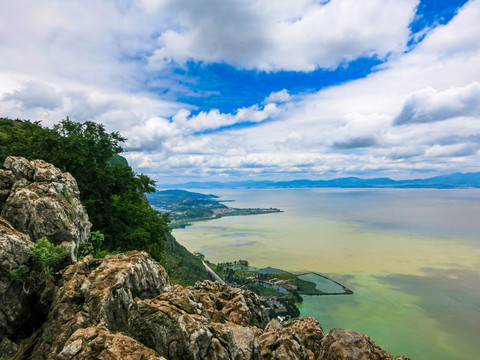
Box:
(148, 0), (418, 71)
(394, 82), (480, 125)
(0, 77), (183, 133)
(329, 114), (387, 149)
(172, 102), (281, 133)
(1, 81), (62, 110)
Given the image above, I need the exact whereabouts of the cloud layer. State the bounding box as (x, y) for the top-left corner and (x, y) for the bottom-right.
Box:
(149, 0), (419, 71)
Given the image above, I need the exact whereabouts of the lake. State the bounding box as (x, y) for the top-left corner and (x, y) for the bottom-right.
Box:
(172, 188), (480, 360)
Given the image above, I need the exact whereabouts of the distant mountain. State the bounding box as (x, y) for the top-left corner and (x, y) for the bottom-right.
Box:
(160, 172), (480, 189)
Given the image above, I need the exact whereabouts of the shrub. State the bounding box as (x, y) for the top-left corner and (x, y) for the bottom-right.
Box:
(7, 237), (67, 284)
(30, 238), (67, 277)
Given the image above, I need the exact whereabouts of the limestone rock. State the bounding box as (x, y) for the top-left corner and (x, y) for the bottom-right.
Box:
(319, 328), (408, 360)
(0, 217), (36, 340)
(0, 169), (15, 190)
(1, 156), (91, 260)
(0, 169), (15, 203)
(57, 324), (166, 360)
(32, 251), (170, 359)
(4, 156), (34, 180)
(0, 217), (34, 271)
(127, 280), (267, 359)
(258, 317), (324, 360)
(190, 280), (268, 328)
(31, 159), (64, 182)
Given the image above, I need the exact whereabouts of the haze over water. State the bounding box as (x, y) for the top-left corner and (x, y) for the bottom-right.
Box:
(173, 188), (480, 360)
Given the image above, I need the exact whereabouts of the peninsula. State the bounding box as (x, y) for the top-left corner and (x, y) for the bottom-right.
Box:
(146, 189), (282, 228)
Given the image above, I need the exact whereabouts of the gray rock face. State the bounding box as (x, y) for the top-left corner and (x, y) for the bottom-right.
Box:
(57, 324), (167, 360)
(0, 217), (35, 340)
(1, 156), (91, 260)
(4, 156), (34, 180)
(0, 337), (19, 358)
(0, 217), (34, 271)
(259, 317), (325, 360)
(32, 251), (170, 360)
(128, 280), (266, 360)
(0, 169), (15, 203)
(319, 328), (406, 360)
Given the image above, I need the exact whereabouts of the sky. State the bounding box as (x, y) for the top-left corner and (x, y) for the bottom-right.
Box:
(0, 0), (479, 183)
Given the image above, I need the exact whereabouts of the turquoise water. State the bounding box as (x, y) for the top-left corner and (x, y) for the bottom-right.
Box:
(173, 188), (480, 359)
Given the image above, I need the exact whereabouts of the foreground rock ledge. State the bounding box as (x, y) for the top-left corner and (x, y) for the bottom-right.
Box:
(21, 251), (409, 360)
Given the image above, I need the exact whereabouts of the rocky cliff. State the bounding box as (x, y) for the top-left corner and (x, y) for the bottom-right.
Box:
(0, 158), (409, 360)
(0, 156), (91, 261)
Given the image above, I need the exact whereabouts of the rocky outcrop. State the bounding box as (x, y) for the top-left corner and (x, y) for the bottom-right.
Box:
(0, 217), (36, 340)
(57, 324), (166, 360)
(32, 251), (170, 359)
(258, 317), (325, 359)
(127, 280), (267, 359)
(0, 156), (91, 260)
(319, 328), (407, 360)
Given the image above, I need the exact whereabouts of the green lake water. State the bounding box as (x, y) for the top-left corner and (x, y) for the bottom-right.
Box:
(297, 273), (347, 294)
(172, 188), (480, 360)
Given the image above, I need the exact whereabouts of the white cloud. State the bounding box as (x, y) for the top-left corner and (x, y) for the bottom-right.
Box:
(0, 76), (183, 132)
(265, 90), (291, 104)
(1, 81), (62, 110)
(394, 82), (480, 125)
(148, 0), (419, 71)
(172, 103), (280, 133)
(136, 0), (480, 182)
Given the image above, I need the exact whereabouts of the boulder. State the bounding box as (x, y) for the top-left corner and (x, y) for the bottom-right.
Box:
(32, 251), (170, 359)
(28, 250), (409, 360)
(258, 317), (324, 360)
(4, 156), (34, 180)
(57, 324), (166, 360)
(127, 281), (266, 360)
(1, 156), (91, 260)
(0, 217), (36, 340)
(0, 217), (34, 271)
(319, 328), (409, 360)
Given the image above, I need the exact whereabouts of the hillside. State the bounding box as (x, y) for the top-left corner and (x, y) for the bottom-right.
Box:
(162, 173), (480, 189)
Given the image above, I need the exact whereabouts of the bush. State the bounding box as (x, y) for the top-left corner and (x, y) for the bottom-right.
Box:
(7, 237), (67, 284)
(76, 231), (105, 259)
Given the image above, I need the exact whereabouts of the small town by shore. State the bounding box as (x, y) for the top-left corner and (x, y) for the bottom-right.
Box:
(146, 189), (282, 229)
(197, 256), (353, 320)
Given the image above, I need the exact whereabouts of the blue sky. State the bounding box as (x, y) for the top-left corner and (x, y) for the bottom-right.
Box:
(0, 0), (479, 183)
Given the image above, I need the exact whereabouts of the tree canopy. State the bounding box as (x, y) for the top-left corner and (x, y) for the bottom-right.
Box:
(0, 117), (169, 260)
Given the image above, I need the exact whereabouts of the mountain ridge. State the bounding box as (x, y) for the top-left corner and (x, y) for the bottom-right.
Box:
(161, 172), (480, 189)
